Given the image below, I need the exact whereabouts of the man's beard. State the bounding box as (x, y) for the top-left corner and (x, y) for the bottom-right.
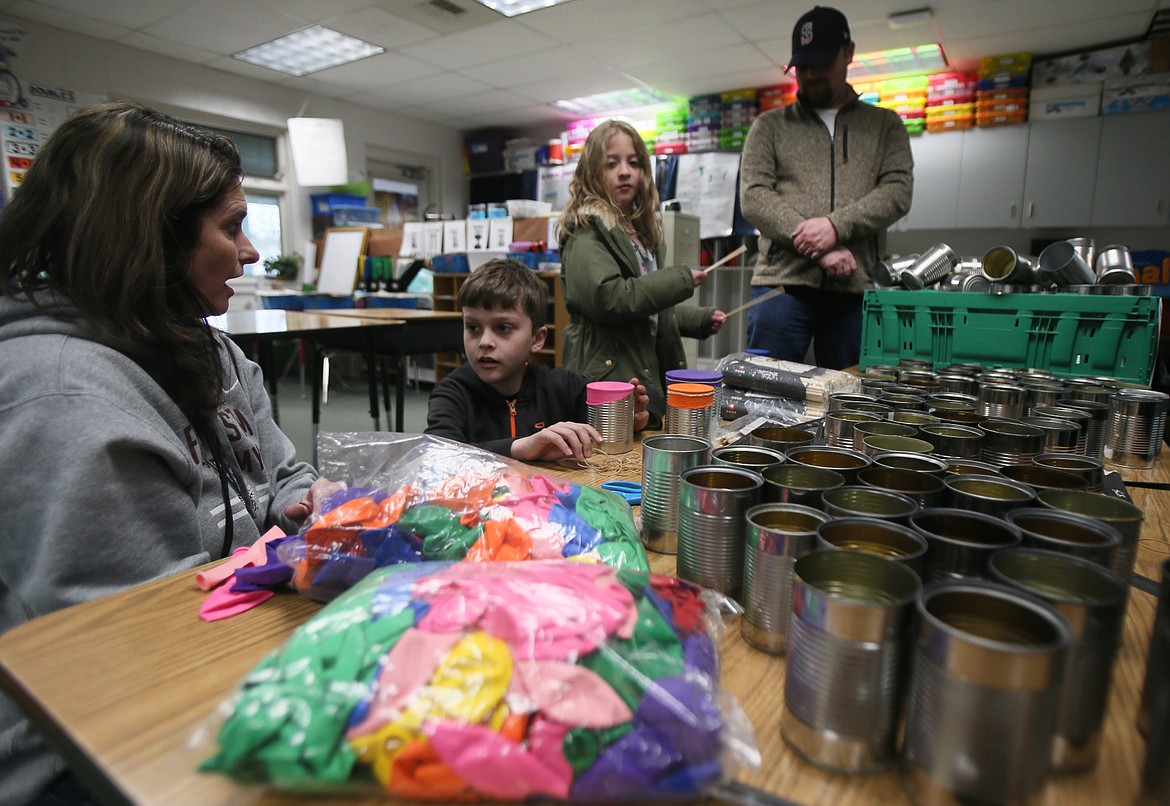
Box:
(801, 83), (833, 108)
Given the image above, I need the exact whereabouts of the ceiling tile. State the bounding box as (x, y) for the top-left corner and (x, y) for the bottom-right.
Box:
(469, 46), (606, 87)
(365, 70), (492, 105)
(23, 0), (190, 29)
(397, 19), (555, 68)
(509, 68), (635, 104)
(515, 0), (709, 40)
(374, 0), (502, 35)
(575, 12), (745, 69)
(7, 1), (129, 38)
(630, 45), (773, 85)
(310, 50), (439, 91)
(140, 0), (307, 55)
(417, 87), (532, 115)
(321, 6), (439, 49)
(117, 31), (219, 63)
(252, 0), (373, 23)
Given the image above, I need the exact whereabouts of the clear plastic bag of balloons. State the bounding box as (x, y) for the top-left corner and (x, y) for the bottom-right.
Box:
(279, 433), (649, 601)
(198, 559), (759, 800)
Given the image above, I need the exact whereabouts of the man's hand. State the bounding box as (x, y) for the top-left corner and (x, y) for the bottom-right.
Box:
(511, 421), (602, 461)
(818, 246), (857, 279)
(793, 216), (838, 260)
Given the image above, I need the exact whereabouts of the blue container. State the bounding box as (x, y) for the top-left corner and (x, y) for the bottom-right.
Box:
(363, 296), (420, 309)
(430, 253), (470, 273)
(260, 294), (304, 311)
(310, 193), (366, 216)
(301, 294), (354, 309)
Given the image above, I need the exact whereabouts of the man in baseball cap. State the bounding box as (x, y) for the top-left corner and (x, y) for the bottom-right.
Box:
(738, 4), (914, 370)
(789, 6), (852, 68)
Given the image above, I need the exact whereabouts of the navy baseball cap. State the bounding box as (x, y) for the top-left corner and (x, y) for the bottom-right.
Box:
(789, 6), (851, 68)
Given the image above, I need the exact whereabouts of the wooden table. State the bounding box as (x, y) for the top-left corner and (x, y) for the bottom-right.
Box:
(208, 310), (401, 438)
(0, 441), (1167, 805)
(323, 308), (464, 433)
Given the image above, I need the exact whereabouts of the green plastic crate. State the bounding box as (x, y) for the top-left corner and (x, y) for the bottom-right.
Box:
(860, 289), (1162, 384)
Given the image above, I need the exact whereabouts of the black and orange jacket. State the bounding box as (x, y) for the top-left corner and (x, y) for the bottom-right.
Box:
(424, 362), (589, 458)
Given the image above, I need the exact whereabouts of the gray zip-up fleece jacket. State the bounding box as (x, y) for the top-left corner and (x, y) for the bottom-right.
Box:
(0, 293), (317, 802)
(740, 89), (914, 293)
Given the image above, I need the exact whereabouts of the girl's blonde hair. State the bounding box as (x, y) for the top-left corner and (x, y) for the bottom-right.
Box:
(557, 119), (661, 250)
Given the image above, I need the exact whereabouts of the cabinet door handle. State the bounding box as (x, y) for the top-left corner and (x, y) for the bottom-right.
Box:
(1027, 202), (1035, 219)
(1009, 202), (1017, 219)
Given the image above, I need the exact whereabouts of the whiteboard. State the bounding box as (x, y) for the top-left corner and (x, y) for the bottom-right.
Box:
(317, 228), (368, 295)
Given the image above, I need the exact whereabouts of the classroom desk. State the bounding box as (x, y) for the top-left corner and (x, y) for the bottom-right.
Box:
(208, 310), (398, 436)
(0, 439), (1167, 805)
(322, 308), (464, 433)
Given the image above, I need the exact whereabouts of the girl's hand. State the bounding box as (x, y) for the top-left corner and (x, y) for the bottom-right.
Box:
(709, 309), (727, 335)
(691, 268), (709, 286)
(628, 377), (651, 432)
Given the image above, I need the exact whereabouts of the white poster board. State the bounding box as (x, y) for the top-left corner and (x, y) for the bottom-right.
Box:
(423, 221), (444, 257)
(675, 152), (741, 239)
(467, 219), (490, 251)
(443, 220), (467, 253)
(400, 222), (424, 257)
(488, 217), (514, 251)
(317, 228), (367, 294)
(287, 117), (348, 187)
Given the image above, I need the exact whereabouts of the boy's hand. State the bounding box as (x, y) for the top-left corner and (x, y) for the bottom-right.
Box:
(628, 377), (651, 432)
(512, 421), (602, 462)
(283, 477), (347, 523)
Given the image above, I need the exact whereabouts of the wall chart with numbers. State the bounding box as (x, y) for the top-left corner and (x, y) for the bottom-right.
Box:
(0, 81), (104, 203)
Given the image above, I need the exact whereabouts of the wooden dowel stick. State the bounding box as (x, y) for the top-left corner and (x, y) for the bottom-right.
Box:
(702, 245), (747, 271)
(724, 285), (784, 318)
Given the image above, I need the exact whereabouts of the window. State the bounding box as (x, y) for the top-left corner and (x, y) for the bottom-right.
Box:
(203, 125), (279, 179)
(243, 193), (283, 276)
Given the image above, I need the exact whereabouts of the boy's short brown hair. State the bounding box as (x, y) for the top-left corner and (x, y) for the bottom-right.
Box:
(457, 258), (549, 329)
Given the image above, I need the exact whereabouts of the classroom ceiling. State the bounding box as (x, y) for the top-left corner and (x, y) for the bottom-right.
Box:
(1, 0), (1167, 132)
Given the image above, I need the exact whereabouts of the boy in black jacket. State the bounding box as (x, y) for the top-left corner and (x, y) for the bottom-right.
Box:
(425, 258), (649, 460)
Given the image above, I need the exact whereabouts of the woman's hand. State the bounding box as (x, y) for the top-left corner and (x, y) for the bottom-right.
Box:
(283, 477), (347, 523)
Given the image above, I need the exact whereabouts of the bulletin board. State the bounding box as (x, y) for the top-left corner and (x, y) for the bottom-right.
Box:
(317, 227), (368, 295)
(0, 80), (105, 202)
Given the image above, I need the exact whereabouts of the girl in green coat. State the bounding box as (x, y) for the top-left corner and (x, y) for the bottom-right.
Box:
(558, 119), (726, 419)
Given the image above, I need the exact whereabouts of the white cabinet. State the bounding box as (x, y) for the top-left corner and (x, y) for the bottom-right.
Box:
(1023, 117), (1102, 228)
(1091, 112), (1170, 227)
(900, 132), (963, 230)
(956, 126), (1029, 228)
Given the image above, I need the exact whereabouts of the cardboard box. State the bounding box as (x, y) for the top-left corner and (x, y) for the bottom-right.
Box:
(1102, 72), (1170, 115)
(1029, 81), (1102, 119)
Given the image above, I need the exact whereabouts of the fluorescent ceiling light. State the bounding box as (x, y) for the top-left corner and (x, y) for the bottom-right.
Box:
(850, 44), (947, 80)
(471, 0), (577, 17)
(553, 87), (676, 116)
(233, 26), (384, 77)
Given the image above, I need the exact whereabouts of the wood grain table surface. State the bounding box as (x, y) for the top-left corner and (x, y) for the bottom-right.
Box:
(0, 436), (1167, 805)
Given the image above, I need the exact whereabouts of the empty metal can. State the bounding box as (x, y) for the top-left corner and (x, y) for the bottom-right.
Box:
(1005, 507), (1122, 570)
(640, 434), (710, 554)
(676, 465), (763, 594)
(786, 445), (873, 485)
(761, 463), (846, 509)
(911, 507), (1023, 583)
(902, 243), (959, 290)
(902, 581), (1070, 805)
(740, 502), (830, 654)
(749, 424), (815, 455)
(817, 517), (929, 576)
(1033, 453), (1104, 491)
(989, 549), (1127, 773)
(1104, 389), (1169, 469)
(783, 550), (921, 773)
(944, 473), (1037, 518)
(1037, 489), (1143, 588)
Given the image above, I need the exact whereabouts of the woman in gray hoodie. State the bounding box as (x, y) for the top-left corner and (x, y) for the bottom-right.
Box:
(0, 101), (339, 804)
